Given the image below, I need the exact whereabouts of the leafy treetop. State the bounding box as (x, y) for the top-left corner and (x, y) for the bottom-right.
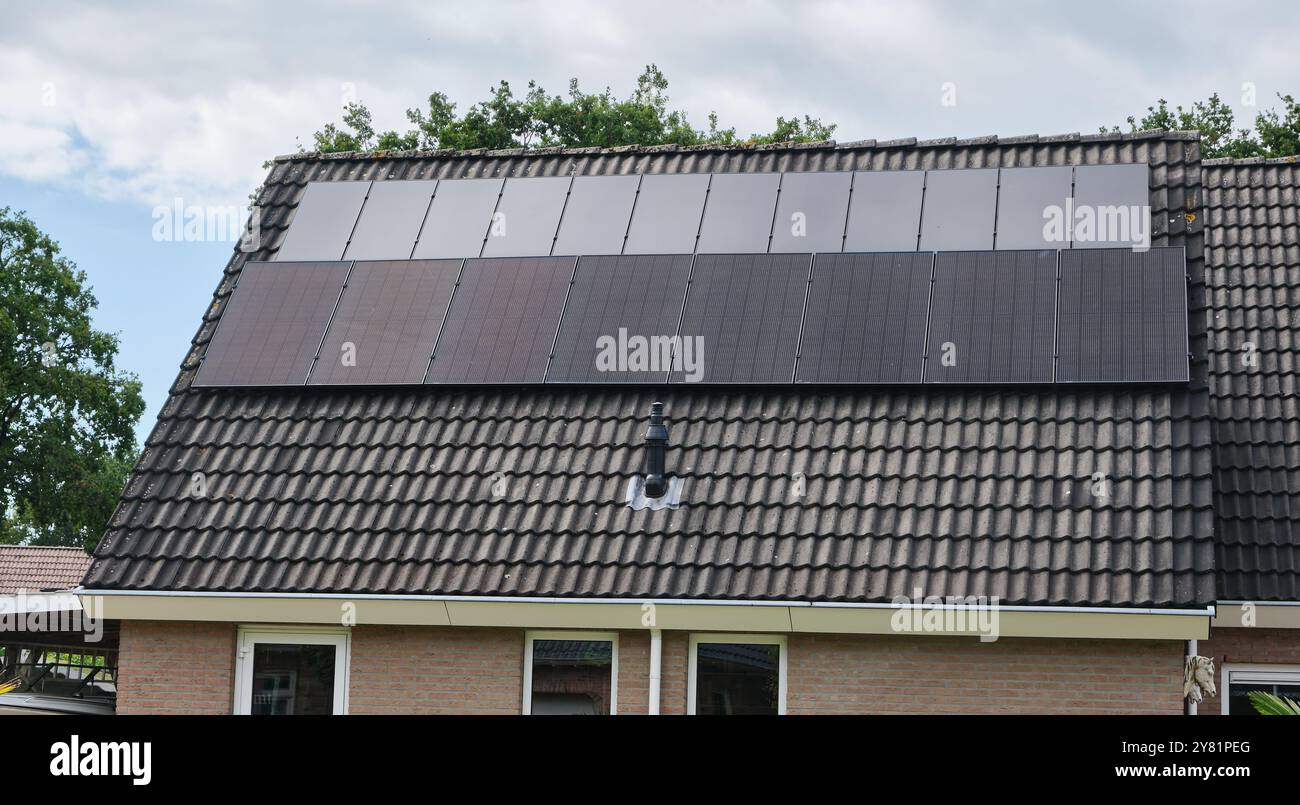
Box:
(1108, 92), (1300, 159)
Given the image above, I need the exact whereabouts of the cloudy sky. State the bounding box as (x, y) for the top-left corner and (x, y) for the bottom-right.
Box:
(3, 0), (1296, 437)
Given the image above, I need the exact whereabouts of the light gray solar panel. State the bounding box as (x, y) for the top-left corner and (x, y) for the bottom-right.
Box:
(481, 176), (573, 258)
(1071, 164), (1150, 249)
(275, 182), (370, 261)
(844, 171), (924, 252)
(411, 177), (503, 259)
(193, 261), (350, 387)
(342, 180), (438, 260)
(696, 172), (781, 254)
(551, 175), (640, 256)
(994, 167), (1072, 251)
(623, 173), (710, 254)
(769, 171), (852, 253)
(918, 168), (998, 251)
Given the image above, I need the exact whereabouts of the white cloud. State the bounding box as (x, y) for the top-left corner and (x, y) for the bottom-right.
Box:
(0, 0), (1296, 208)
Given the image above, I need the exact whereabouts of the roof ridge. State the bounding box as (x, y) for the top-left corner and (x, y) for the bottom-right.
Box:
(1203, 155), (1300, 166)
(270, 128), (1202, 164)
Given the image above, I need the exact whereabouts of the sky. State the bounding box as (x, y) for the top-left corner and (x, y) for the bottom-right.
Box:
(3, 0), (1297, 441)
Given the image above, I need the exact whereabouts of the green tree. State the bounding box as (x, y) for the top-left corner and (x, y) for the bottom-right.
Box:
(1108, 92), (1300, 158)
(307, 64), (836, 153)
(0, 208), (143, 552)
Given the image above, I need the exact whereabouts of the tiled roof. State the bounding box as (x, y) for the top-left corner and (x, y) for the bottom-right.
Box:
(83, 132), (1217, 608)
(1203, 156), (1300, 601)
(0, 546), (92, 594)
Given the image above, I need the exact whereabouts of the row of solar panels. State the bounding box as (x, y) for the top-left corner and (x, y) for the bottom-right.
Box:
(274, 164), (1150, 262)
(194, 247), (1188, 387)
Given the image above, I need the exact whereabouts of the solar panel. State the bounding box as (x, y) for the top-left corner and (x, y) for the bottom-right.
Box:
(623, 173), (710, 255)
(994, 167), (1072, 251)
(923, 250), (1056, 383)
(843, 171), (924, 252)
(1071, 164), (1150, 249)
(481, 176), (573, 258)
(1056, 247), (1188, 382)
(672, 254), (809, 383)
(308, 259), (462, 385)
(769, 171), (852, 254)
(546, 255), (693, 383)
(919, 168), (998, 251)
(343, 180), (438, 260)
(275, 182), (370, 261)
(795, 252), (931, 383)
(411, 178), (503, 259)
(193, 261), (350, 387)
(695, 173), (781, 254)
(425, 256), (578, 383)
(551, 175), (640, 256)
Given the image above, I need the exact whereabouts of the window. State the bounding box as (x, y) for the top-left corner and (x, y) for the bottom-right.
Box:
(523, 631), (617, 715)
(234, 628), (349, 715)
(1222, 664), (1300, 715)
(688, 634), (786, 715)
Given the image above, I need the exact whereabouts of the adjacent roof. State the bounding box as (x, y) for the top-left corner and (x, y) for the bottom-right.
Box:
(83, 131), (1217, 608)
(1203, 156), (1300, 601)
(0, 546), (92, 595)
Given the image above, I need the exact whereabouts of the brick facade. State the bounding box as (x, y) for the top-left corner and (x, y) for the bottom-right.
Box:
(113, 621), (1186, 715)
(116, 620), (236, 715)
(1194, 626), (1300, 715)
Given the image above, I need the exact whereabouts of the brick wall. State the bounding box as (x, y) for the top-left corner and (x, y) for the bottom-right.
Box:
(116, 620), (236, 715)
(349, 626), (522, 714)
(1194, 627), (1300, 715)
(784, 634), (1184, 714)
(113, 621), (1187, 715)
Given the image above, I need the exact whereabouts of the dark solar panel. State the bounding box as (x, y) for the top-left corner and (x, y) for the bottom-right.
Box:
(672, 253), (810, 383)
(769, 171), (852, 254)
(425, 256), (578, 383)
(995, 167), (1072, 251)
(481, 176), (572, 258)
(1071, 164), (1151, 249)
(193, 261), (350, 387)
(843, 171), (924, 252)
(923, 250), (1056, 383)
(795, 252), (931, 383)
(411, 177), (503, 259)
(918, 168), (998, 251)
(1056, 247), (1188, 382)
(695, 173), (781, 254)
(546, 255), (693, 383)
(275, 182), (370, 261)
(343, 180), (438, 260)
(623, 173), (710, 254)
(308, 259), (462, 385)
(551, 175), (640, 256)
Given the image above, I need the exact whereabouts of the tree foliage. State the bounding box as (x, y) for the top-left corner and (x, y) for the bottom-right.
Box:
(0, 208), (142, 552)
(1109, 92), (1300, 158)
(309, 65), (836, 153)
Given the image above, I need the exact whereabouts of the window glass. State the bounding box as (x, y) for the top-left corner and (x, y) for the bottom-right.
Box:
(696, 642), (779, 715)
(250, 643), (337, 715)
(1227, 679), (1300, 715)
(530, 639), (613, 715)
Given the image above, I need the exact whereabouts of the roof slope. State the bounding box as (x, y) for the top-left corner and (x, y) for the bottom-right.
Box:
(0, 546), (92, 594)
(84, 132), (1216, 608)
(1203, 156), (1300, 601)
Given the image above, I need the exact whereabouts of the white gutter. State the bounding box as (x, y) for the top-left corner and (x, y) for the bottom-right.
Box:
(73, 587), (1215, 617)
(1186, 639), (1198, 716)
(648, 629), (662, 715)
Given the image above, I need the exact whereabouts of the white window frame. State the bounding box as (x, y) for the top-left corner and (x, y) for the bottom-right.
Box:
(687, 633), (787, 715)
(234, 626), (351, 715)
(522, 630), (619, 715)
(1220, 663), (1300, 714)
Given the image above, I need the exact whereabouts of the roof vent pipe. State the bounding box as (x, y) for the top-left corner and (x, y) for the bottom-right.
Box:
(643, 402), (669, 498)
